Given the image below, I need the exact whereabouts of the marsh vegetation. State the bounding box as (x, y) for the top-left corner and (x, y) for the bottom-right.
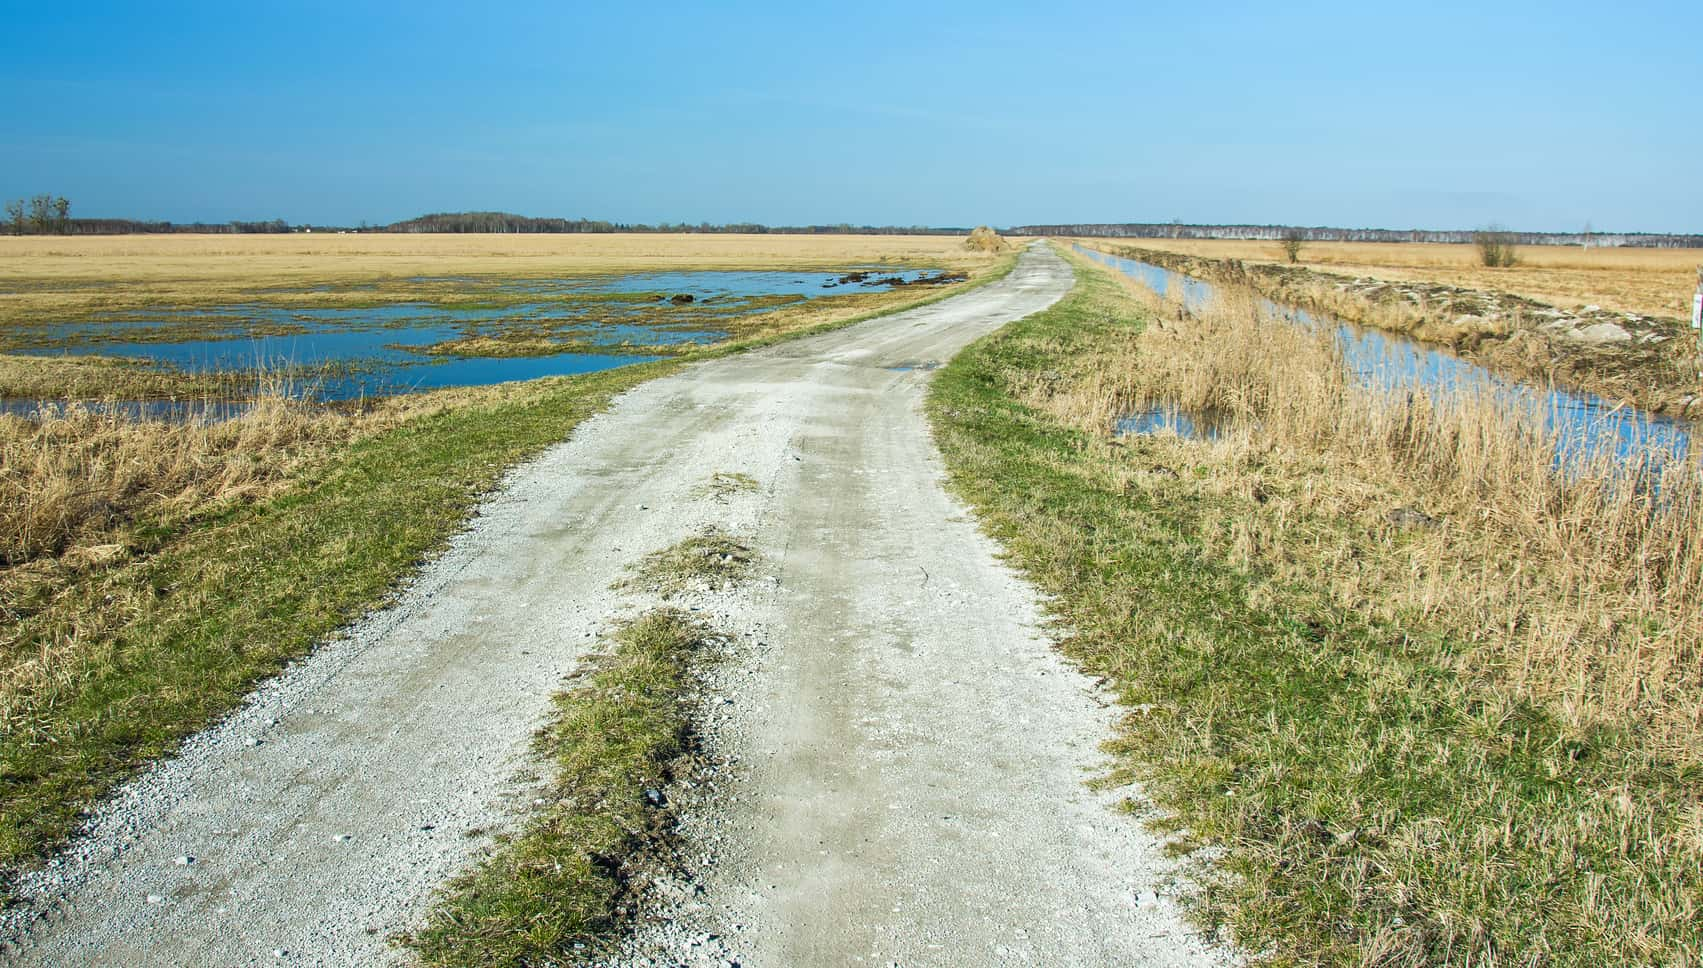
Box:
(1081, 240), (1703, 417)
(0, 235), (988, 404)
(928, 247), (1703, 964)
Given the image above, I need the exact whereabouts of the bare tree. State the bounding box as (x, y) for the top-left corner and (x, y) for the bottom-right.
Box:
(1279, 227), (1306, 263)
(3, 199), (22, 235)
(27, 195), (53, 234)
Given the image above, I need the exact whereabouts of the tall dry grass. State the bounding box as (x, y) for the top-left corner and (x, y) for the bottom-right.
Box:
(1038, 269), (1703, 755)
(1, 398), (343, 569)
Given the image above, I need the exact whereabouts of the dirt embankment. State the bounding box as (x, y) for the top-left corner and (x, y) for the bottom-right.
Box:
(1105, 244), (1701, 419)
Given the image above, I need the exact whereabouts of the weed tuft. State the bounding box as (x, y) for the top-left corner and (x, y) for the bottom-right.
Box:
(703, 471), (758, 500)
(620, 529), (758, 597)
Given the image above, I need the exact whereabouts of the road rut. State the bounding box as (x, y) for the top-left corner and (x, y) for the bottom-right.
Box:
(1, 244), (1227, 967)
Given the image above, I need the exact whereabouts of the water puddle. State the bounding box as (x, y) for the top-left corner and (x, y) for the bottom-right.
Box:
(6, 267), (947, 405)
(1115, 406), (1226, 441)
(1075, 244), (1693, 464)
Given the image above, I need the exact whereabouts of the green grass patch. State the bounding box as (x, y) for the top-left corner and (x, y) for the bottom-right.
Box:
(925, 258), (1703, 965)
(403, 609), (711, 967)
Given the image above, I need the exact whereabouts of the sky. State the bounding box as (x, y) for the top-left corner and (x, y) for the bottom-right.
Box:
(1, 1), (1698, 232)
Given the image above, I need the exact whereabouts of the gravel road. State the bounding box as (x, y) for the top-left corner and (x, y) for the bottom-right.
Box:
(0, 244), (1229, 967)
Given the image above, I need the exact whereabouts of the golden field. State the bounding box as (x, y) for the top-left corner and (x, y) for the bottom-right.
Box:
(0, 232), (989, 303)
(1094, 237), (1703, 320)
(0, 232), (1000, 331)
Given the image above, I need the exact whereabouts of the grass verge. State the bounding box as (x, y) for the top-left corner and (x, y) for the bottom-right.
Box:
(0, 361), (676, 871)
(404, 609), (711, 966)
(926, 253), (1702, 965)
(0, 251), (1019, 878)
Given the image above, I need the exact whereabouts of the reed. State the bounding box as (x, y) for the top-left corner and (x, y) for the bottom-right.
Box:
(1041, 260), (1703, 754)
(933, 253), (1703, 962)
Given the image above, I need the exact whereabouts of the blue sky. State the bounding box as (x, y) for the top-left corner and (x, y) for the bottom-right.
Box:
(1, 1), (1697, 231)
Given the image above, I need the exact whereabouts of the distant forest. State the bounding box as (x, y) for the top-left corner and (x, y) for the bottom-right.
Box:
(385, 212), (966, 235)
(1013, 222), (1703, 249)
(4, 198), (1698, 247)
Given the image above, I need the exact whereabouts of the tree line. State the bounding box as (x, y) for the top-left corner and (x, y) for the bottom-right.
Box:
(387, 212), (964, 235)
(3, 194), (296, 235)
(4, 195), (72, 234)
(0, 203), (972, 236)
(1013, 222), (1703, 249)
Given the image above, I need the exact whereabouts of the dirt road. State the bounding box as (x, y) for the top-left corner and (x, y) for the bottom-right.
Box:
(1, 245), (1227, 967)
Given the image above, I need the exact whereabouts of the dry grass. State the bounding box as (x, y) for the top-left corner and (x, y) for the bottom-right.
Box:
(931, 252), (1703, 963)
(1047, 249), (1703, 758)
(1082, 241), (1700, 418)
(1096, 236), (1703, 321)
(0, 379), (554, 706)
(0, 232), (993, 327)
(619, 528), (758, 597)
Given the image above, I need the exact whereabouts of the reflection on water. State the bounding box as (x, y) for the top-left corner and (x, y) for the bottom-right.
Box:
(1114, 406), (1226, 441)
(1074, 244), (1693, 463)
(7, 268), (942, 404)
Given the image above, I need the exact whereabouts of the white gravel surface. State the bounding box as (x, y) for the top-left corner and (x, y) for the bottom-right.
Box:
(0, 245), (1231, 967)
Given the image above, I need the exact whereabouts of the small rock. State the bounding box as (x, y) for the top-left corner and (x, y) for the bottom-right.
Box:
(644, 788), (666, 807)
(1570, 321), (1632, 345)
(174, 855), (194, 866)
(146, 894), (164, 905)
(1385, 506), (1439, 529)
(333, 834), (350, 843)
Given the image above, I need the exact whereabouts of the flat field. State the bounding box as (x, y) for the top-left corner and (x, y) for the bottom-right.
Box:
(1095, 237), (1702, 320)
(0, 232), (987, 313)
(0, 233), (1000, 399)
(0, 241), (1016, 877)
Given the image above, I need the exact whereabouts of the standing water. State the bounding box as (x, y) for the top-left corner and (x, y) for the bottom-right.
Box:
(2, 267), (948, 415)
(1074, 244), (1693, 464)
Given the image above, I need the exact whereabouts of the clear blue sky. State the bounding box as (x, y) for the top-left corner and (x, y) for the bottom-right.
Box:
(2, 0), (1697, 232)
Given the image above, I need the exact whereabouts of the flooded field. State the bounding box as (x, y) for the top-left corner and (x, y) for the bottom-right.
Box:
(2, 267), (946, 402)
(1077, 244), (1693, 462)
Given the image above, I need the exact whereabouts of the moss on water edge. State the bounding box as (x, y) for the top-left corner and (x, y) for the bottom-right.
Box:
(924, 257), (1703, 965)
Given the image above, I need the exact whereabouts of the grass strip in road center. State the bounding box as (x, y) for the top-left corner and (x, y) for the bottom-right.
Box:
(925, 259), (1702, 965)
(404, 609), (713, 967)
